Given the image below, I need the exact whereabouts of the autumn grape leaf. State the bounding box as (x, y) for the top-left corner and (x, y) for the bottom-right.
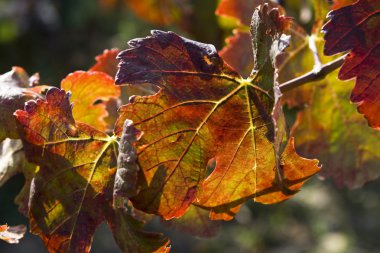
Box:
(0, 67), (49, 141)
(89, 48), (120, 77)
(125, 0), (191, 26)
(0, 224), (26, 244)
(60, 71), (120, 132)
(216, 0), (283, 26)
(219, 30), (254, 78)
(216, 0), (319, 108)
(331, 0), (357, 10)
(161, 205), (221, 237)
(14, 88), (169, 253)
(106, 206), (170, 253)
(115, 6), (319, 221)
(323, 0), (380, 129)
(291, 71), (380, 188)
(217, 0), (283, 78)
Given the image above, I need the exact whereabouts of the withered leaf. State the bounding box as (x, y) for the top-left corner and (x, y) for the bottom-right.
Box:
(0, 67), (49, 141)
(0, 138), (36, 216)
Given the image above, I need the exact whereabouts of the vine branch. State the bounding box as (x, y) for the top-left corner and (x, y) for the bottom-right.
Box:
(279, 54), (347, 93)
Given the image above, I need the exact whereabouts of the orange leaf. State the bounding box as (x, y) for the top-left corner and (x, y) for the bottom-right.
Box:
(89, 48), (120, 78)
(114, 8), (319, 220)
(61, 71), (120, 132)
(216, 0), (283, 26)
(15, 88), (169, 252)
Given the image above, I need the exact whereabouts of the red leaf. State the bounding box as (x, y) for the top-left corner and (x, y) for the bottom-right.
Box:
(323, 0), (380, 128)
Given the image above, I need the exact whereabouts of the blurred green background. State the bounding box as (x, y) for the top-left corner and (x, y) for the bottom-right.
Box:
(1, 0), (380, 252)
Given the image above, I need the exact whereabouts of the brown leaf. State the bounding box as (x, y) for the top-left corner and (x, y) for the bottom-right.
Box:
(0, 138), (36, 216)
(0, 67), (49, 141)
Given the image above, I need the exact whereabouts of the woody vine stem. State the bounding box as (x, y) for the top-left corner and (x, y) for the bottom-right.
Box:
(279, 54), (346, 93)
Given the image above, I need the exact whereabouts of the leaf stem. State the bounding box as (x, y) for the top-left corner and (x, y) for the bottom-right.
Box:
(279, 54), (346, 93)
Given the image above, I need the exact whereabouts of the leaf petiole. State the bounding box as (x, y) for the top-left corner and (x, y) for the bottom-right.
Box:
(279, 54), (346, 93)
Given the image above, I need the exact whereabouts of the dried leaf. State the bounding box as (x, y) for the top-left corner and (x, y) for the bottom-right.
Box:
(323, 0), (380, 129)
(0, 138), (36, 216)
(0, 67), (48, 141)
(0, 224), (26, 244)
(115, 21), (319, 220)
(0, 139), (25, 186)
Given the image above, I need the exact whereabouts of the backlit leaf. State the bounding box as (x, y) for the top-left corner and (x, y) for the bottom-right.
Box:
(162, 205), (221, 237)
(216, 1), (318, 108)
(291, 71), (380, 188)
(331, 0), (357, 10)
(115, 8), (319, 220)
(60, 71), (120, 132)
(89, 48), (120, 78)
(106, 206), (170, 253)
(219, 30), (253, 78)
(216, 0), (283, 26)
(126, 0), (191, 26)
(323, 0), (380, 129)
(15, 88), (169, 253)
(0, 224), (26, 244)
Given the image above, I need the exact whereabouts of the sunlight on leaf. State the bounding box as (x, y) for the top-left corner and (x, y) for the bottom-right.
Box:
(115, 6), (319, 221)
(323, 0), (380, 129)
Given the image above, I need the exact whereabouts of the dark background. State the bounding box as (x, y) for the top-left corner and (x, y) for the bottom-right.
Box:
(1, 0), (380, 252)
